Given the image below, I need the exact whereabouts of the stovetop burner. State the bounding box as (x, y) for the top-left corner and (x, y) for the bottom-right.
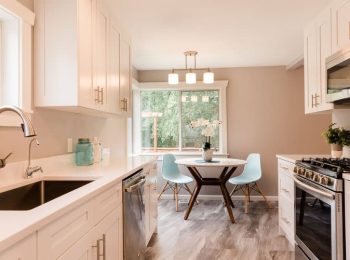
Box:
(296, 157), (350, 179)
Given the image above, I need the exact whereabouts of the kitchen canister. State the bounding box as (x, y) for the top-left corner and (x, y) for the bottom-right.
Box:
(75, 138), (94, 166)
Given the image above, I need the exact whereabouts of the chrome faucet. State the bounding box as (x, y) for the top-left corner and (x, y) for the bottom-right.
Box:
(25, 138), (43, 178)
(0, 105), (36, 137)
(0, 106), (41, 176)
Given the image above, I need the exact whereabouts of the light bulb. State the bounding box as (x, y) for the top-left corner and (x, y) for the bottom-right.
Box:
(168, 73), (179, 84)
(203, 72), (214, 84)
(186, 72), (196, 84)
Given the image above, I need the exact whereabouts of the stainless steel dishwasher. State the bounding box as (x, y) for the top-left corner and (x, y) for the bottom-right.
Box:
(123, 169), (146, 260)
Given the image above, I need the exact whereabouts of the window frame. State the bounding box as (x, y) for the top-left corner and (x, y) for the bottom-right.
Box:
(0, 0), (35, 127)
(132, 80), (228, 155)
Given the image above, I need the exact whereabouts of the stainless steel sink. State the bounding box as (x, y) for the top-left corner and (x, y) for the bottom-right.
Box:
(0, 180), (92, 210)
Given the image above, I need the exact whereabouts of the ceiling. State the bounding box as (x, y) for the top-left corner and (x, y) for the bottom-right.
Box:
(106, 0), (330, 70)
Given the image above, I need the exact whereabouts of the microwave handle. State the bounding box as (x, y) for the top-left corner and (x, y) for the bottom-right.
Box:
(293, 176), (334, 200)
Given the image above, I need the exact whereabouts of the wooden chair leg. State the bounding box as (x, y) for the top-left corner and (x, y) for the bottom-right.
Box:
(157, 182), (169, 200)
(247, 184), (251, 202)
(175, 183), (179, 212)
(229, 185), (238, 197)
(254, 182), (271, 209)
(243, 185), (249, 213)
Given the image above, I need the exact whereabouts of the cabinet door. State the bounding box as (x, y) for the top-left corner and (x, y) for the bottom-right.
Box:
(304, 23), (318, 114)
(78, 0), (94, 109)
(315, 8), (334, 112)
(93, 0), (108, 111)
(120, 37), (131, 114)
(332, 0), (350, 53)
(144, 171), (151, 244)
(0, 234), (36, 260)
(345, 181), (350, 259)
(108, 21), (121, 114)
(149, 163), (158, 237)
(57, 232), (93, 260)
(93, 207), (123, 260)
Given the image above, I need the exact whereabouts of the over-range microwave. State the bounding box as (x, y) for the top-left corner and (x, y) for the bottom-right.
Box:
(326, 46), (350, 103)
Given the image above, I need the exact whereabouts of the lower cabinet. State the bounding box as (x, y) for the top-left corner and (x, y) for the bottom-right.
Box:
(58, 207), (122, 260)
(144, 161), (158, 245)
(36, 183), (122, 260)
(277, 158), (295, 246)
(345, 180), (350, 259)
(0, 234), (36, 260)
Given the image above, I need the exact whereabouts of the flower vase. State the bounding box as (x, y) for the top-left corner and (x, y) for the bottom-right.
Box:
(202, 149), (213, 162)
(331, 144), (343, 158)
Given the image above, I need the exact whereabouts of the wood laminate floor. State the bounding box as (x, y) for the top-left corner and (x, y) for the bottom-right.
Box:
(145, 200), (294, 260)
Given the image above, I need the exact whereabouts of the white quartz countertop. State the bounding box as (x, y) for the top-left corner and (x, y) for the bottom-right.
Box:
(0, 154), (156, 252)
(276, 154), (330, 164)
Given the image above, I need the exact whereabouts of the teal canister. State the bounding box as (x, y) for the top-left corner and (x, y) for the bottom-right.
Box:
(75, 138), (94, 166)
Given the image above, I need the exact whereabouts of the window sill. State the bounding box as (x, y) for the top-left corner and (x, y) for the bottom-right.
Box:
(135, 151), (229, 160)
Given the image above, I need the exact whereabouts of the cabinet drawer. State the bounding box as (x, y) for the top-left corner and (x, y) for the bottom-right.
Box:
(279, 173), (294, 202)
(38, 201), (93, 260)
(278, 159), (294, 175)
(92, 184), (122, 224)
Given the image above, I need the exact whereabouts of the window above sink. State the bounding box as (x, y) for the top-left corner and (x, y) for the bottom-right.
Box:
(0, 1), (34, 126)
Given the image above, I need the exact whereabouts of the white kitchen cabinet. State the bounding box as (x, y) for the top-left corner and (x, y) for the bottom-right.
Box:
(0, 234), (36, 260)
(120, 36), (132, 116)
(277, 158), (295, 246)
(37, 185), (122, 260)
(57, 232), (93, 260)
(108, 21), (121, 114)
(93, 207), (123, 260)
(304, 8), (334, 114)
(332, 0), (350, 53)
(34, 0), (132, 116)
(144, 162), (158, 245)
(93, 0), (109, 112)
(345, 180), (350, 260)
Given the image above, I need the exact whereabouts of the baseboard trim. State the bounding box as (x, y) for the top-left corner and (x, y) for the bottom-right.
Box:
(159, 194), (278, 201)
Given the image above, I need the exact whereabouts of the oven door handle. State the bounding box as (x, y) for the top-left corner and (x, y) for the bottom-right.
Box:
(293, 176), (334, 200)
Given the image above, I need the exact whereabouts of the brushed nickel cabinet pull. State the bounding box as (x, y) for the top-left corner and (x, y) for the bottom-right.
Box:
(100, 88), (104, 105)
(311, 94), (315, 108)
(125, 98), (128, 112)
(314, 93), (320, 107)
(95, 87), (100, 104)
(92, 234), (106, 260)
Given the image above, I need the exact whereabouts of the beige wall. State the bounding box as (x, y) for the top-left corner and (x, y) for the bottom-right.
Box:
(0, 0), (127, 163)
(138, 66), (332, 196)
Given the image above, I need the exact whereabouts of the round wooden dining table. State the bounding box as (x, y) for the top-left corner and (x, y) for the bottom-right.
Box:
(175, 158), (246, 223)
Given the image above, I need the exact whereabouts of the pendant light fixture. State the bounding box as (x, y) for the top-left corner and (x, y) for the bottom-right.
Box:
(168, 51), (214, 85)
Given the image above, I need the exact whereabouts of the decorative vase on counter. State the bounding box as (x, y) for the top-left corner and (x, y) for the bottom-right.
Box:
(343, 146), (350, 158)
(331, 144), (343, 159)
(202, 149), (214, 162)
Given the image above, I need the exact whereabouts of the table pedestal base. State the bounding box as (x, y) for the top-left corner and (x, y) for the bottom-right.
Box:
(185, 166), (237, 223)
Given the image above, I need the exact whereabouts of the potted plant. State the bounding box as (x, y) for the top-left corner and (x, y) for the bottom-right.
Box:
(340, 128), (350, 158)
(190, 118), (221, 162)
(322, 123), (343, 158)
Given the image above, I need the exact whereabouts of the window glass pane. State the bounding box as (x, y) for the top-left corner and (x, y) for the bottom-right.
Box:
(181, 90), (220, 150)
(141, 90), (179, 152)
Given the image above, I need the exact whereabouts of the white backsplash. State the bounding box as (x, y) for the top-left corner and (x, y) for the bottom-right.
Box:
(332, 109), (350, 128)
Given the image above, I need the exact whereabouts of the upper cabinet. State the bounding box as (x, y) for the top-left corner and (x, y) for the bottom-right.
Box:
(332, 0), (350, 52)
(304, 8), (334, 114)
(34, 0), (132, 117)
(303, 0), (350, 114)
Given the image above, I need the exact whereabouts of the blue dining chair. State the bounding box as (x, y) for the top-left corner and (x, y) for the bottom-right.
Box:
(158, 154), (195, 211)
(228, 153), (270, 213)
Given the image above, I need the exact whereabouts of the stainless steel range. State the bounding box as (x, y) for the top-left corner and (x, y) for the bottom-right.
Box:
(293, 158), (348, 260)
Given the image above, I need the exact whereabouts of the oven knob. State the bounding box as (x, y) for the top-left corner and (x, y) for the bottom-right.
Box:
(306, 171), (314, 178)
(313, 174), (319, 182)
(299, 168), (306, 175)
(293, 166), (298, 173)
(321, 177), (329, 185)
